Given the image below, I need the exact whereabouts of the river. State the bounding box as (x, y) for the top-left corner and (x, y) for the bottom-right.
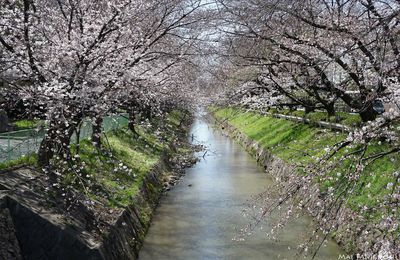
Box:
(139, 113), (344, 259)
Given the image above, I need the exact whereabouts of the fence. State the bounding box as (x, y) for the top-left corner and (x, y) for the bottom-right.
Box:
(0, 114), (128, 163)
(247, 108), (353, 133)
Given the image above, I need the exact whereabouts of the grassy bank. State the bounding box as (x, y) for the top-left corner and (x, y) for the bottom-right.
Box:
(64, 110), (193, 209)
(213, 107), (399, 227)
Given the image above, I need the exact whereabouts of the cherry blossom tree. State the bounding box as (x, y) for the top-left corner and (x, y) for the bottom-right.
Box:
(216, 0), (400, 121)
(0, 0), (212, 166)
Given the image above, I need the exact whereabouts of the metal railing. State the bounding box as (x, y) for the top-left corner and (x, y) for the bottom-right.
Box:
(0, 114), (128, 163)
(246, 108), (353, 133)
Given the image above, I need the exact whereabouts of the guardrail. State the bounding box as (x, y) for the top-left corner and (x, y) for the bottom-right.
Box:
(248, 109), (353, 133)
(0, 114), (128, 163)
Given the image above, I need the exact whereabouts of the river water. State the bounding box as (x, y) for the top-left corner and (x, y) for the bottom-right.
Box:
(139, 114), (343, 260)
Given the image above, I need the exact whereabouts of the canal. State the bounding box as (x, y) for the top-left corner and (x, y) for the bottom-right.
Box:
(139, 113), (343, 259)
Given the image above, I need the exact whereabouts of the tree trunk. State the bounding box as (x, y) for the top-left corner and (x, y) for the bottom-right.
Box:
(38, 133), (56, 167)
(91, 116), (103, 149)
(38, 125), (74, 166)
(38, 113), (81, 166)
(359, 104), (378, 122)
(128, 110), (139, 137)
(326, 103), (336, 117)
(144, 106), (152, 120)
(304, 106), (315, 114)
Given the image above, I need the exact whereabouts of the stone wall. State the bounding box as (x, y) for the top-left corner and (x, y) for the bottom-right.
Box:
(100, 164), (165, 259)
(0, 160), (175, 260)
(0, 195), (22, 260)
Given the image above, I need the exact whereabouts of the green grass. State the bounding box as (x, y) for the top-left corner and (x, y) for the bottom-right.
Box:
(213, 107), (399, 221)
(13, 119), (43, 130)
(346, 144), (400, 218)
(65, 110), (190, 208)
(0, 154), (38, 171)
(75, 134), (159, 208)
(215, 107), (345, 164)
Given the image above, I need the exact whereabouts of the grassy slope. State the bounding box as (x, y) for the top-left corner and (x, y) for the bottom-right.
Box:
(75, 129), (162, 208)
(71, 110), (191, 208)
(213, 107), (399, 221)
